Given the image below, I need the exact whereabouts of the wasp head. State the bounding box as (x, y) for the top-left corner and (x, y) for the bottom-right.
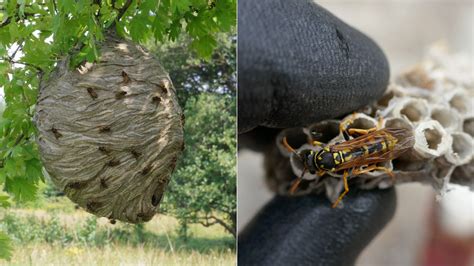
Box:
(298, 149), (319, 174)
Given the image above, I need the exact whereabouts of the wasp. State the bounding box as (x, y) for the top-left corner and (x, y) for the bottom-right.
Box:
(282, 121), (414, 208)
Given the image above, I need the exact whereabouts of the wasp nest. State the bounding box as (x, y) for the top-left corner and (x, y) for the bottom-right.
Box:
(34, 32), (184, 223)
(269, 44), (473, 204)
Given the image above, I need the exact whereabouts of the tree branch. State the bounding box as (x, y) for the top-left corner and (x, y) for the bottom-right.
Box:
(0, 134), (25, 169)
(116, 0), (133, 21)
(108, 0), (133, 29)
(199, 214), (236, 238)
(1, 57), (43, 72)
(9, 41), (24, 60)
(52, 0), (58, 14)
(0, 12), (39, 28)
(210, 215), (235, 238)
(0, 16), (12, 28)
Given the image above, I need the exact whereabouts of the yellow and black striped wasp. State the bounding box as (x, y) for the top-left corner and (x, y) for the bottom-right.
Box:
(282, 119), (414, 207)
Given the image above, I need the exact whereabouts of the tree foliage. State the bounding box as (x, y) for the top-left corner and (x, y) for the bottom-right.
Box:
(0, 0), (236, 259)
(164, 93), (236, 238)
(152, 33), (236, 238)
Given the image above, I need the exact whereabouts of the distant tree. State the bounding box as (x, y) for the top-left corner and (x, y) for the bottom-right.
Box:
(153, 33), (236, 238)
(165, 93), (236, 238)
(154, 33), (236, 104)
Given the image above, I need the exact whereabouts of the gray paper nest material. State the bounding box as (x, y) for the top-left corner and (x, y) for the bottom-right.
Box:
(34, 33), (184, 223)
(269, 44), (474, 204)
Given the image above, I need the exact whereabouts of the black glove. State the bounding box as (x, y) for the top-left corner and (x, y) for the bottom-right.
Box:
(238, 0), (389, 134)
(238, 0), (395, 265)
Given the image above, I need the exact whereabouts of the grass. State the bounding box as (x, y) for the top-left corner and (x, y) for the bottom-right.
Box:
(3, 244), (235, 266)
(0, 197), (236, 265)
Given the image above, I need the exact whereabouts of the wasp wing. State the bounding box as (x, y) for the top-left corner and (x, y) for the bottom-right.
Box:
(331, 128), (414, 171)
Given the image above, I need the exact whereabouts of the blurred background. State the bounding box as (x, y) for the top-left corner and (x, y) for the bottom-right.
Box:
(238, 0), (473, 265)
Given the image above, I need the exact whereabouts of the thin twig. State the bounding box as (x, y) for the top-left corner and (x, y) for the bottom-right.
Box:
(93, 0), (102, 19)
(9, 41), (24, 60)
(0, 134), (26, 169)
(0, 16), (12, 28)
(109, 0), (133, 28)
(52, 0), (58, 14)
(116, 0), (133, 21)
(2, 57), (43, 72)
(0, 12), (38, 28)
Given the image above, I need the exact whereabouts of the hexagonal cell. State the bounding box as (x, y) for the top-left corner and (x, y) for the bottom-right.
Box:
(463, 117), (474, 137)
(413, 120), (452, 159)
(445, 132), (473, 165)
(431, 106), (462, 132)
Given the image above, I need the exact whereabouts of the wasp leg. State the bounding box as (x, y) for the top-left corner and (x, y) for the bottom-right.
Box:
(339, 113), (357, 140)
(340, 119), (353, 141)
(289, 167), (308, 194)
(289, 178), (302, 194)
(347, 127), (377, 136)
(332, 170), (350, 208)
(353, 165), (395, 182)
(376, 116), (384, 130)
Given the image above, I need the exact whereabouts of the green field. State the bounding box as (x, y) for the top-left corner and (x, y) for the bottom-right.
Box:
(0, 198), (235, 266)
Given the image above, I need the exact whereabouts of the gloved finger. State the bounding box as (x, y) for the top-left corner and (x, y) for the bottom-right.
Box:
(238, 0), (390, 134)
(238, 187), (397, 266)
(238, 126), (281, 152)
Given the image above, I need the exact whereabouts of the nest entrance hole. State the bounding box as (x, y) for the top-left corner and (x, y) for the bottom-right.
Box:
(151, 192), (163, 207)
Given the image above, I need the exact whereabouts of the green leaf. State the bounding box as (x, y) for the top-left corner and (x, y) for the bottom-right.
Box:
(0, 28), (11, 45)
(18, 0), (26, 18)
(0, 170), (6, 184)
(0, 231), (13, 260)
(152, 14), (169, 42)
(25, 158), (42, 182)
(8, 23), (19, 40)
(171, 0), (190, 13)
(58, 0), (76, 13)
(129, 14), (151, 42)
(0, 194), (11, 208)
(4, 157), (26, 178)
(168, 19), (182, 41)
(214, 1), (236, 31)
(4, 176), (38, 202)
(190, 35), (216, 59)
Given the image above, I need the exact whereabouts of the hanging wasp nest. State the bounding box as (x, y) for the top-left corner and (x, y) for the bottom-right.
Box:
(268, 44), (473, 204)
(34, 32), (184, 223)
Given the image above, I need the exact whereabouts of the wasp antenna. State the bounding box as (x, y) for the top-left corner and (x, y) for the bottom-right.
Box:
(282, 137), (295, 153)
(282, 136), (304, 162)
(289, 168), (306, 194)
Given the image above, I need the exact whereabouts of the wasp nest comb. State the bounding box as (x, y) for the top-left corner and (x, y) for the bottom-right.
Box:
(269, 44), (473, 203)
(34, 33), (184, 223)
